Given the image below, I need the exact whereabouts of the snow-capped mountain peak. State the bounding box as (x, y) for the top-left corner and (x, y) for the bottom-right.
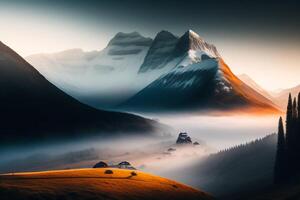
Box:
(26, 32), (154, 108)
(173, 29), (220, 58)
(155, 30), (178, 40)
(186, 29), (204, 41)
(138, 30), (220, 74)
(26, 29), (280, 114)
(120, 30), (280, 114)
(107, 32), (153, 47)
(138, 30), (178, 73)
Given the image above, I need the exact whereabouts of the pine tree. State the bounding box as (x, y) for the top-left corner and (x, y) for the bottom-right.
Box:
(286, 93), (293, 154)
(293, 98), (298, 120)
(298, 93), (300, 121)
(298, 93), (300, 138)
(292, 97), (298, 154)
(284, 93), (295, 180)
(296, 94), (300, 171)
(298, 93), (300, 131)
(274, 117), (286, 184)
(275, 93), (300, 184)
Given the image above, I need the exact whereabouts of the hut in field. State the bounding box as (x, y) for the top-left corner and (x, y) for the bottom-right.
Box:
(118, 161), (136, 169)
(93, 161), (108, 168)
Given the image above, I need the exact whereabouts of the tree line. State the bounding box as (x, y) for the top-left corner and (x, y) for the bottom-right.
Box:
(274, 93), (300, 184)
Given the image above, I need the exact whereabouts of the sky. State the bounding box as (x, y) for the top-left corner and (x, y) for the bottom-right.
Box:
(0, 0), (299, 90)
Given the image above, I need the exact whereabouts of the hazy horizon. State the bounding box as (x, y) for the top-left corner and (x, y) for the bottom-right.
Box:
(0, 0), (299, 91)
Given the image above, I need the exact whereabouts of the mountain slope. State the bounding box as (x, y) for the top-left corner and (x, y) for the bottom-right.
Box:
(120, 30), (280, 114)
(164, 134), (277, 199)
(0, 41), (166, 145)
(26, 30), (281, 113)
(26, 32), (153, 108)
(272, 84), (300, 109)
(0, 168), (213, 200)
(238, 74), (274, 101)
(138, 30), (179, 73)
(238, 74), (300, 110)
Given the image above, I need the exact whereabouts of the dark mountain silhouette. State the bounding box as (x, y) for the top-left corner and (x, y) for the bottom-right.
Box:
(0, 41), (166, 145)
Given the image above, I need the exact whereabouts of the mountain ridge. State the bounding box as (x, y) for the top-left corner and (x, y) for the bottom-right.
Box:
(0, 41), (167, 145)
(172, 30), (220, 58)
(238, 74), (274, 101)
(26, 32), (154, 108)
(119, 30), (280, 114)
(138, 30), (178, 73)
(25, 30), (281, 114)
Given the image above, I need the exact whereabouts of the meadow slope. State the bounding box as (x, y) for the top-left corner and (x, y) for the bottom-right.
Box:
(0, 168), (212, 200)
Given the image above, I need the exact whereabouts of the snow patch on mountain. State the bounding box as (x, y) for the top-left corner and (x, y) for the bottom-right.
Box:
(143, 58), (219, 91)
(26, 29), (279, 113)
(171, 57), (217, 74)
(173, 29), (220, 59)
(26, 32), (153, 108)
(138, 29), (220, 76)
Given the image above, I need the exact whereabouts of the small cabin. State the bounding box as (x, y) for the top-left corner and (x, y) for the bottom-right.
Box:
(118, 161), (135, 169)
(93, 161), (108, 168)
(168, 147), (176, 152)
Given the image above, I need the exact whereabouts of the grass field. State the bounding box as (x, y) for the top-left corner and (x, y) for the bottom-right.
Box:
(0, 168), (213, 200)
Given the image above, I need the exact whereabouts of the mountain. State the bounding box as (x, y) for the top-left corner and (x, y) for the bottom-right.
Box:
(138, 30), (179, 73)
(94, 31), (152, 74)
(238, 74), (300, 110)
(120, 30), (280, 114)
(26, 32), (153, 108)
(0, 41), (167, 145)
(271, 84), (300, 109)
(139, 30), (219, 74)
(238, 74), (274, 101)
(26, 30), (281, 114)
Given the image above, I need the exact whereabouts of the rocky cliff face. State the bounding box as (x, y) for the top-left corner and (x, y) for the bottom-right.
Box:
(120, 30), (280, 114)
(176, 132), (192, 144)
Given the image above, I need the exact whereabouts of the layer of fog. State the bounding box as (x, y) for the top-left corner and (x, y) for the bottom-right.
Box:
(26, 49), (171, 109)
(147, 114), (279, 150)
(0, 113), (278, 193)
(0, 133), (212, 174)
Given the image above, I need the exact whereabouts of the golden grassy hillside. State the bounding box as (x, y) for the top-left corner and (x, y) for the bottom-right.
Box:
(0, 168), (213, 200)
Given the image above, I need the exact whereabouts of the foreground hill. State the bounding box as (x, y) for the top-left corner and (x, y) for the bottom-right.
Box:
(0, 41), (167, 145)
(0, 168), (213, 200)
